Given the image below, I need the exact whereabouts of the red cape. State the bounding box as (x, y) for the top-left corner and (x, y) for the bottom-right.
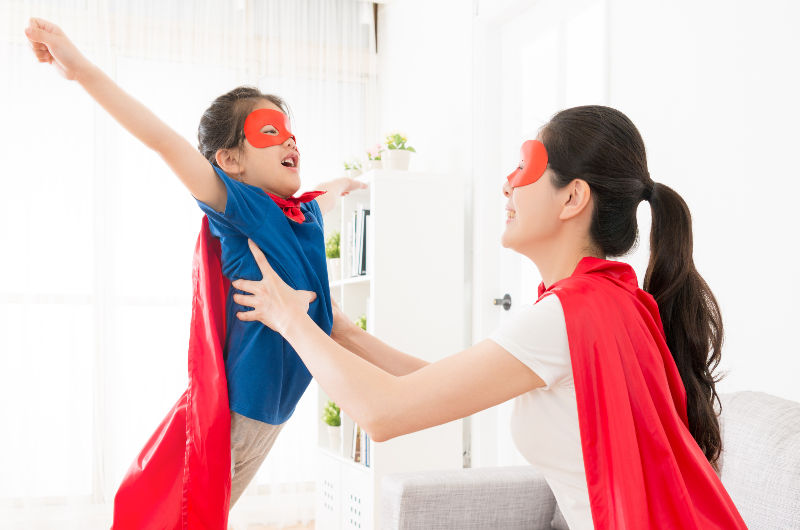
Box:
(112, 216), (231, 530)
(541, 258), (746, 529)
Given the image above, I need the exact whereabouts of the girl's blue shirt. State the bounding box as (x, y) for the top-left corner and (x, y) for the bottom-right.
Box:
(196, 165), (333, 425)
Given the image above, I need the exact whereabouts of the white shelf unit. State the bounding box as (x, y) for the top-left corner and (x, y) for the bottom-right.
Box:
(315, 169), (465, 530)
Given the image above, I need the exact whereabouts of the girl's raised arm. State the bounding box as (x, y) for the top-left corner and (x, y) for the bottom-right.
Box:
(25, 18), (226, 212)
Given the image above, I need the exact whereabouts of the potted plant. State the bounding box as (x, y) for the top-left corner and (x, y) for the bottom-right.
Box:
(343, 157), (362, 178)
(325, 231), (341, 281)
(380, 132), (416, 170)
(364, 143), (383, 171)
(322, 400), (341, 451)
(355, 313), (367, 331)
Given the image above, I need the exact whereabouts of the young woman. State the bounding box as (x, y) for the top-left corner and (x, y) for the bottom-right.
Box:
(231, 106), (747, 529)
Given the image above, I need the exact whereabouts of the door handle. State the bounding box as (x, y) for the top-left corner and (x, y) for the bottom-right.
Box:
(493, 294), (512, 310)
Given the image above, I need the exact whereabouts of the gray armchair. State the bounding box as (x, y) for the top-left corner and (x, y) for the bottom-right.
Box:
(381, 391), (800, 530)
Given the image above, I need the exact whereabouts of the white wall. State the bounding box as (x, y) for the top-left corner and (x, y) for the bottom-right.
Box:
(608, 0), (800, 403)
(376, 1), (475, 177)
(376, 0), (799, 415)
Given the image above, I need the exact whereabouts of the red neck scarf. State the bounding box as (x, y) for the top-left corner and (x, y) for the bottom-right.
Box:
(267, 191), (326, 223)
(539, 258), (746, 529)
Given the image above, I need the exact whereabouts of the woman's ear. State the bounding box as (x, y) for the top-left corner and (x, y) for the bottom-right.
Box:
(215, 148), (243, 176)
(558, 179), (592, 221)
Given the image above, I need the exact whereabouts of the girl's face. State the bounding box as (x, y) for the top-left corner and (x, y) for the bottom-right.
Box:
(238, 100), (301, 197)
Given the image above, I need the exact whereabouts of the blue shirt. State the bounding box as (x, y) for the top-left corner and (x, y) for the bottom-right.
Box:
(196, 166), (332, 425)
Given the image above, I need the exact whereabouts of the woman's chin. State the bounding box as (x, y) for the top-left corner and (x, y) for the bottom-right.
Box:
(500, 231), (515, 250)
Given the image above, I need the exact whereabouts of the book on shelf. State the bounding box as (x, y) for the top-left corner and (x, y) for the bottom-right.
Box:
(351, 422), (361, 462)
(349, 204), (371, 277)
(364, 431), (370, 467)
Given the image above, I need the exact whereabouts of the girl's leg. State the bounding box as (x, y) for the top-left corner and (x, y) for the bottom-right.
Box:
(229, 411), (287, 510)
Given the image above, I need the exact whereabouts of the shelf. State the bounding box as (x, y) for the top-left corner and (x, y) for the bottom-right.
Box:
(330, 275), (372, 287)
(318, 447), (372, 474)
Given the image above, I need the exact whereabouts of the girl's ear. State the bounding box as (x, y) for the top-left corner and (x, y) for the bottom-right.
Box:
(558, 179), (592, 221)
(215, 148), (243, 175)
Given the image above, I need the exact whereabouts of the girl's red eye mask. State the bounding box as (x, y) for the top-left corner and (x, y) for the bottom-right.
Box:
(507, 140), (548, 187)
(243, 109), (296, 148)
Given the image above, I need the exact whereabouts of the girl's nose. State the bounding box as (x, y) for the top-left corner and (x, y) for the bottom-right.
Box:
(285, 137), (297, 150)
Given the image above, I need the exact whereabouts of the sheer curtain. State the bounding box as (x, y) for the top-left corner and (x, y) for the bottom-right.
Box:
(0, 1), (376, 528)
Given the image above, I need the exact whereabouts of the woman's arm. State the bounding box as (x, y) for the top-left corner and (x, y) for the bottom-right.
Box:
(233, 240), (546, 442)
(25, 18), (226, 211)
(330, 299), (429, 376)
(313, 177), (368, 215)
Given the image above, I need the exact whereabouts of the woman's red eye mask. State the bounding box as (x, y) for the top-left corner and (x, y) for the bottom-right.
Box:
(507, 140), (548, 187)
(243, 109), (296, 148)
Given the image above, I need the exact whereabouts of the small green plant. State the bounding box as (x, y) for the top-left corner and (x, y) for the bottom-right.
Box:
(384, 131), (416, 152)
(325, 231), (340, 259)
(321, 400), (341, 427)
(355, 314), (367, 331)
(343, 157), (362, 170)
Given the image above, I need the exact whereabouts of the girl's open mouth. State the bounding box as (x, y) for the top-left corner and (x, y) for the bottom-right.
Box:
(506, 209), (516, 223)
(281, 153), (299, 168)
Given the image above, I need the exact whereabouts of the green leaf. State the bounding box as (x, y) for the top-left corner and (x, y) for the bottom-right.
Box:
(405, 147), (416, 153)
(388, 145), (396, 149)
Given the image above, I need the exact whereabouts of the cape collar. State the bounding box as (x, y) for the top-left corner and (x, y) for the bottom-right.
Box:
(538, 257), (639, 298)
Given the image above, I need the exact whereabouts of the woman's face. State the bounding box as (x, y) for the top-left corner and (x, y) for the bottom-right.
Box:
(500, 166), (564, 256)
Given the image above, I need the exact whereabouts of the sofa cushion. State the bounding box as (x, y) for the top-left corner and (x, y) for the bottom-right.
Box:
(718, 391), (800, 529)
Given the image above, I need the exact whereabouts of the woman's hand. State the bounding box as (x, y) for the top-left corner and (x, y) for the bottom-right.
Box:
(232, 239), (317, 335)
(25, 18), (93, 82)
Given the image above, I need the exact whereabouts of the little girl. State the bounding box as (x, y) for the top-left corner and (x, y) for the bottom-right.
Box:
(25, 17), (365, 514)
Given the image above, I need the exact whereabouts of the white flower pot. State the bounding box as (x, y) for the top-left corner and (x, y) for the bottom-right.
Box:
(381, 149), (412, 170)
(343, 168), (363, 179)
(327, 425), (341, 451)
(364, 159), (383, 171)
(327, 258), (341, 282)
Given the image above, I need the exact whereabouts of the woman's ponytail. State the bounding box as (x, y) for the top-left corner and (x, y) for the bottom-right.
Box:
(644, 182), (725, 471)
(543, 106), (726, 471)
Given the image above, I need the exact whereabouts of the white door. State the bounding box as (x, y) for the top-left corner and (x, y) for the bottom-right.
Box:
(471, 0), (608, 468)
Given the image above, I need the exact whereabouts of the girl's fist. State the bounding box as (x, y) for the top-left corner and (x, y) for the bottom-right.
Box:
(25, 18), (90, 81)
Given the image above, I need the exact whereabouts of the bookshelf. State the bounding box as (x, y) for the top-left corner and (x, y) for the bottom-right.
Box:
(315, 169), (465, 530)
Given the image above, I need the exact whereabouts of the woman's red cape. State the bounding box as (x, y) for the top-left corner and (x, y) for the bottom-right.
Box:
(112, 216), (231, 529)
(542, 257), (746, 529)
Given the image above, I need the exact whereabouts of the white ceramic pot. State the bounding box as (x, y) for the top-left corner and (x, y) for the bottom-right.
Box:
(343, 168), (363, 179)
(327, 258), (341, 282)
(327, 425), (341, 451)
(363, 159), (383, 171)
(381, 149), (412, 170)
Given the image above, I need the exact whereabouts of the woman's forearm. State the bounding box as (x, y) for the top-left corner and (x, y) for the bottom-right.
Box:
(336, 325), (429, 376)
(283, 315), (401, 440)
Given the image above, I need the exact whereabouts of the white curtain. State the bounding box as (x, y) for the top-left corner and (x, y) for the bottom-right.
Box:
(0, 1), (376, 528)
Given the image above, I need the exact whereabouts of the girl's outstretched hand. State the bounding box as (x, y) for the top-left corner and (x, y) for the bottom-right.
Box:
(232, 239), (318, 335)
(25, 18), (91, 81)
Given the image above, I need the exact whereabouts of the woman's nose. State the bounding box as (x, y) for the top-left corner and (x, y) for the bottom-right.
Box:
(502, 180), (513, 197)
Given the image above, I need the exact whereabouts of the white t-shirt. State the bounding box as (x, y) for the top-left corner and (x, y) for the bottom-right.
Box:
(489, 294), (594, 530)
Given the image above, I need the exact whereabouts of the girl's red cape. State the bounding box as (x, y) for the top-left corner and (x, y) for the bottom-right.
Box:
(112, 216), (231, 529)
(542, 257), (747, 529)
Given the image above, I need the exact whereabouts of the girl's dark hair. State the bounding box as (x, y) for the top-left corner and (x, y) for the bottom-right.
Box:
(541, 105), (725, 471)
(197, 86), (290, 167)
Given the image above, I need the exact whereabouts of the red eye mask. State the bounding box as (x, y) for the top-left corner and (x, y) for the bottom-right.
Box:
(506, 140), (548, 187)
(243, 108), (296, 148)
